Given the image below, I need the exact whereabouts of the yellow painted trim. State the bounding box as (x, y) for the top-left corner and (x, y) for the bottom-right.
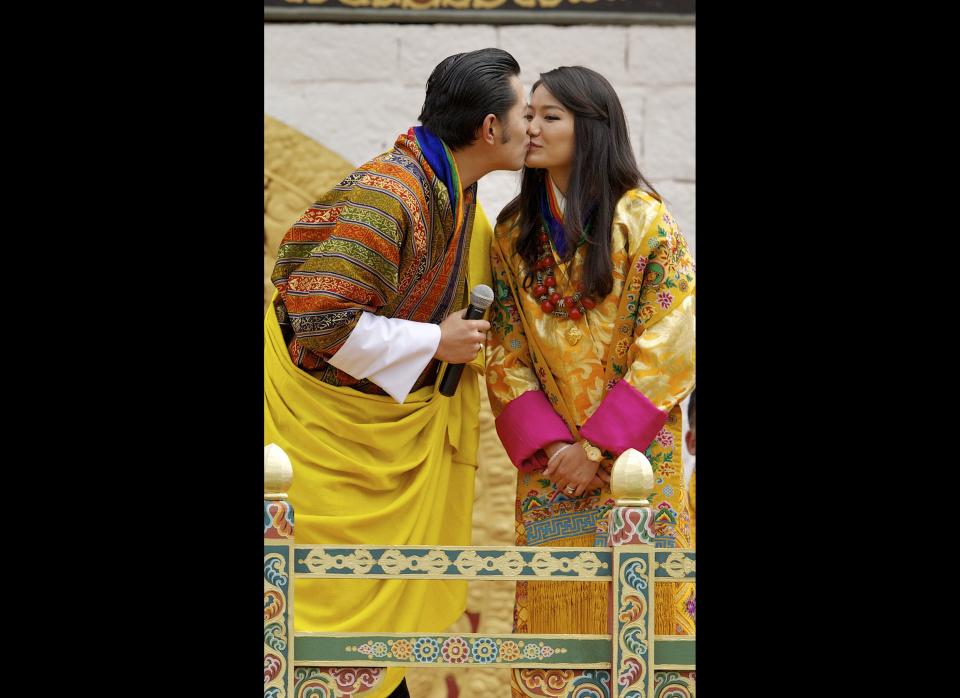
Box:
(293, 661), (613, 669)
(295, 632), (611, 640)
(653, 635), (696, 641)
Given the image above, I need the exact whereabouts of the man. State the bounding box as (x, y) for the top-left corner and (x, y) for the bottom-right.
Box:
(264, 48), (528, 698)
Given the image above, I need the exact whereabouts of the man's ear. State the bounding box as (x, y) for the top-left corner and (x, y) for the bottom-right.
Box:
(478, 113), (497, 145)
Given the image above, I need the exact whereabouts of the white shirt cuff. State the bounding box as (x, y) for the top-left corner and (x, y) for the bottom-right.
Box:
(328, 311), (441, 403)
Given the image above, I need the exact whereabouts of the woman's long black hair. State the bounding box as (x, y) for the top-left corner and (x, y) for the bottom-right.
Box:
(497, 66), (659, 298)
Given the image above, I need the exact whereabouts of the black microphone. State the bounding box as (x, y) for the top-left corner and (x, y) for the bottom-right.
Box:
(439, 284), (494, 397)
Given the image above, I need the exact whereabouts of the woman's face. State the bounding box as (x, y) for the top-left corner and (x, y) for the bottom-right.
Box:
(524, 84), (575, 176)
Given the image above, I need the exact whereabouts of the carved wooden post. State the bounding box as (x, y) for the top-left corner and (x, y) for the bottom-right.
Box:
(607, 448), (656, 698)
(264, 444), (295, 697)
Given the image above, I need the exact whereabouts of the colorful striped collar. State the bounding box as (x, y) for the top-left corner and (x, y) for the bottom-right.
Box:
(412, 126), (463, 230)
(540, 175), (570, 257)
(539, 176), (597, 259)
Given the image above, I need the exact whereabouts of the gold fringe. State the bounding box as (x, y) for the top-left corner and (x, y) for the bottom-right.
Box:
(519, 538), (691, 635)
(523, 533), (610, 634)
(655, 581), (679, 634)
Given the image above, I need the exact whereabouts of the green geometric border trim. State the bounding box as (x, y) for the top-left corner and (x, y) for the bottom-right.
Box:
(295, 545), (612, 580)
(294, 633), (610, 668)
(653, 550), (696, 581)
(292, 633), (694, 670)
(651, 637), (695, 669)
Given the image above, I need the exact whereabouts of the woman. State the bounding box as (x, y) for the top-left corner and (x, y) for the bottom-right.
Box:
(485, 66), (696, 667)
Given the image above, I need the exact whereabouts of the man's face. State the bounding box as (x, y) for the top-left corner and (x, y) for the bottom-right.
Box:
(492, 76), (530, 170)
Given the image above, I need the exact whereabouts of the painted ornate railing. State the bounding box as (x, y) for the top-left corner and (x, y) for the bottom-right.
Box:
(265, 444), (696, 697)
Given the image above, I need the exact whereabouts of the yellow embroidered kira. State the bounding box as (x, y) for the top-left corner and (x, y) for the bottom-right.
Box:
(486, 189), (696, 637)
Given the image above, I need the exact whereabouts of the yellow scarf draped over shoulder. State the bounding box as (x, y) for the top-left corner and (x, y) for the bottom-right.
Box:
(264, 203), (493, 698)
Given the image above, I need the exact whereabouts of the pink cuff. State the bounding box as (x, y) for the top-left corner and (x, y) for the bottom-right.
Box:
(495, 390), (574, 472)
(579, 380), (668, 455)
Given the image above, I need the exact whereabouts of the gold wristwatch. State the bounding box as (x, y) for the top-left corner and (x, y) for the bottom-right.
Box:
(581, 439), (603, 462)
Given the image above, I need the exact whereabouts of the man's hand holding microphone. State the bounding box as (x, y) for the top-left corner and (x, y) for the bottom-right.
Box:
(435, 284), (494, 396)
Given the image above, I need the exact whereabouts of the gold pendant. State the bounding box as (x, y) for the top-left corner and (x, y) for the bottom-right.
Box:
(565, 325), (583, 345)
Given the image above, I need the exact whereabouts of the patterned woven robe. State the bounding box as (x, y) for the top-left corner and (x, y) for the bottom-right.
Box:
(270, 128), (478, 394)
(486, 189), (696, 643)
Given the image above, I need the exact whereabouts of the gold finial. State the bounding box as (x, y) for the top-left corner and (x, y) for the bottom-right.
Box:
(264, 443), (293, 500)
(609, 448), (655, 506)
